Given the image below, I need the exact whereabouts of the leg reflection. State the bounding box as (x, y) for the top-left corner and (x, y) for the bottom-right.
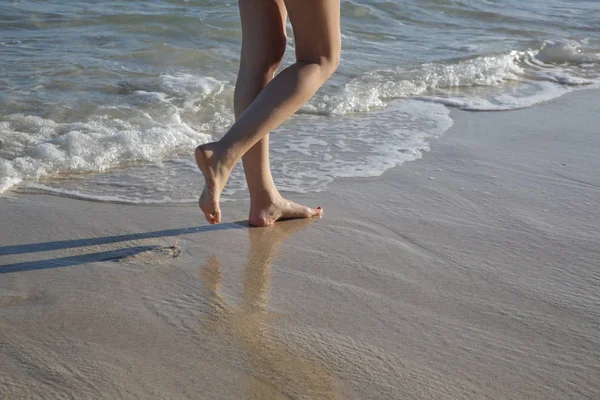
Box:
(199, 220), (338, 399)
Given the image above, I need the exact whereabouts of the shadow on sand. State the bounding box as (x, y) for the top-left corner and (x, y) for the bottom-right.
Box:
(0, 222), (245, 274)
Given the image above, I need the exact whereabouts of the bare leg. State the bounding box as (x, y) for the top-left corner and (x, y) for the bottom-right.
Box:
(234, 1), (321, 227)
(195, 0), (340, 224)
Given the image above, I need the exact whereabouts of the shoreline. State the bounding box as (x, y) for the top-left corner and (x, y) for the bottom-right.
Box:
(1, 90), (599, 399)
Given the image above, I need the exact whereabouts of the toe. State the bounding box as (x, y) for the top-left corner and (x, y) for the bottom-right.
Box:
(213, 209), (222, 224)
(303, 206), (322, 219)
(303, 207), (317, 218)
(204, 213), (216, 224)
(282, 201), (320, 220)
(205, 208), (221, 225)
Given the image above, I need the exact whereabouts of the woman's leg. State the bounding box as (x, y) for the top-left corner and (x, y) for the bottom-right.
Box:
(196, 0), (341, 225)
(235, 0), (321, 227)
(236, 0), (286, 206)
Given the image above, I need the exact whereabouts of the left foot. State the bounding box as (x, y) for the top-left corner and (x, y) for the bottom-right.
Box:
(195, 143), (232, 224)
(248, 195), (323, 227)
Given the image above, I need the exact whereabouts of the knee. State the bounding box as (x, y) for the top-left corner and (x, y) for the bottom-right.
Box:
(262, 36), (287, 75)
(299, 48), (341, 82)
(241, 34), (287, 78)
(318, 51), (340, 79)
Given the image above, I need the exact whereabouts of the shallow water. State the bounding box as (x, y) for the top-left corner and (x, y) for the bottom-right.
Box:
(1, 0), (599, 203)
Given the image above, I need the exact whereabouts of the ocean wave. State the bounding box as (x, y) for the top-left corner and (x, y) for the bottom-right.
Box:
(1, 40), (597, 198)
(2, 99), (453, 202)
(305, 40), (600, 113)
(0, 93), (218, 193)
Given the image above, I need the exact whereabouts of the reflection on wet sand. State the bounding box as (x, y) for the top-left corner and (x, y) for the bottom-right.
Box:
(199, 220), (339, 400)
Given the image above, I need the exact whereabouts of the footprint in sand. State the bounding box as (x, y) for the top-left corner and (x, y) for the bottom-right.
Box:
(0, 293), (36, 307)
(116, 245), (181, 264)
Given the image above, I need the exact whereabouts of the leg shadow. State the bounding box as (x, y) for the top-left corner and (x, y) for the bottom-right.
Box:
(0, 223), (243, 257)
(0, 246), (158, 274)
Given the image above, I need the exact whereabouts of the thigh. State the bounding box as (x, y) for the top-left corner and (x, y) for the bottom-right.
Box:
(238, 0), (288, 65)
(283, 0), (341, 63)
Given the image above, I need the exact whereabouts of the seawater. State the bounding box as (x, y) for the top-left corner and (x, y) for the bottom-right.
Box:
(1, 0), (599, 203)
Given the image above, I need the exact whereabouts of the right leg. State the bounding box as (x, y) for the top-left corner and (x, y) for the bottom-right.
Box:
(235, 0), (287, 204)
(236, 1), (320, 227)
(196, 0), (340, 224)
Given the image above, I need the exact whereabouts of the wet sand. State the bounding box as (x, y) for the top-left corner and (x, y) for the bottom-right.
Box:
(1, 90), (599, 399)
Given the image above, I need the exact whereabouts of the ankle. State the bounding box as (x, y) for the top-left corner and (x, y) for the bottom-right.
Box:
(212, 142), (240, 171)
(198, 141), (233, 172)
(249, 188), (281, 207)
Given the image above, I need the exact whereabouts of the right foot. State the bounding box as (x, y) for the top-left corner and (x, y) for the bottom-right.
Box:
(195, 143), (231, 224)
(248, 195), (323, 227)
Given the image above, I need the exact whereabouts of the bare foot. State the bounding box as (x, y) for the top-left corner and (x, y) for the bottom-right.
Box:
(248, 195), (323, 227)
(195, 143), (231, 224)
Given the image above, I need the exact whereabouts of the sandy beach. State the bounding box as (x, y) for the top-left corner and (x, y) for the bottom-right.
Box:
(1, 90), (599, 399)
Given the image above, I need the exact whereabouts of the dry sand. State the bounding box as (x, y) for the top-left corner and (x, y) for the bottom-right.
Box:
(1, 90), (599, 399)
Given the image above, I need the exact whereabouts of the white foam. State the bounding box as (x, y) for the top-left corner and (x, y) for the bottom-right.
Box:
(159, 73), (228, 111)
(9, 100), (453, 204)
(0, 72), (238, 195)
(0, 111), (214, 195)
(2, 39), (598, 202)
(19, 183), (199, 205)
(306, 40), (600, 114)
(262, 100), (454, 194)
(535, 40), (599, 65)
